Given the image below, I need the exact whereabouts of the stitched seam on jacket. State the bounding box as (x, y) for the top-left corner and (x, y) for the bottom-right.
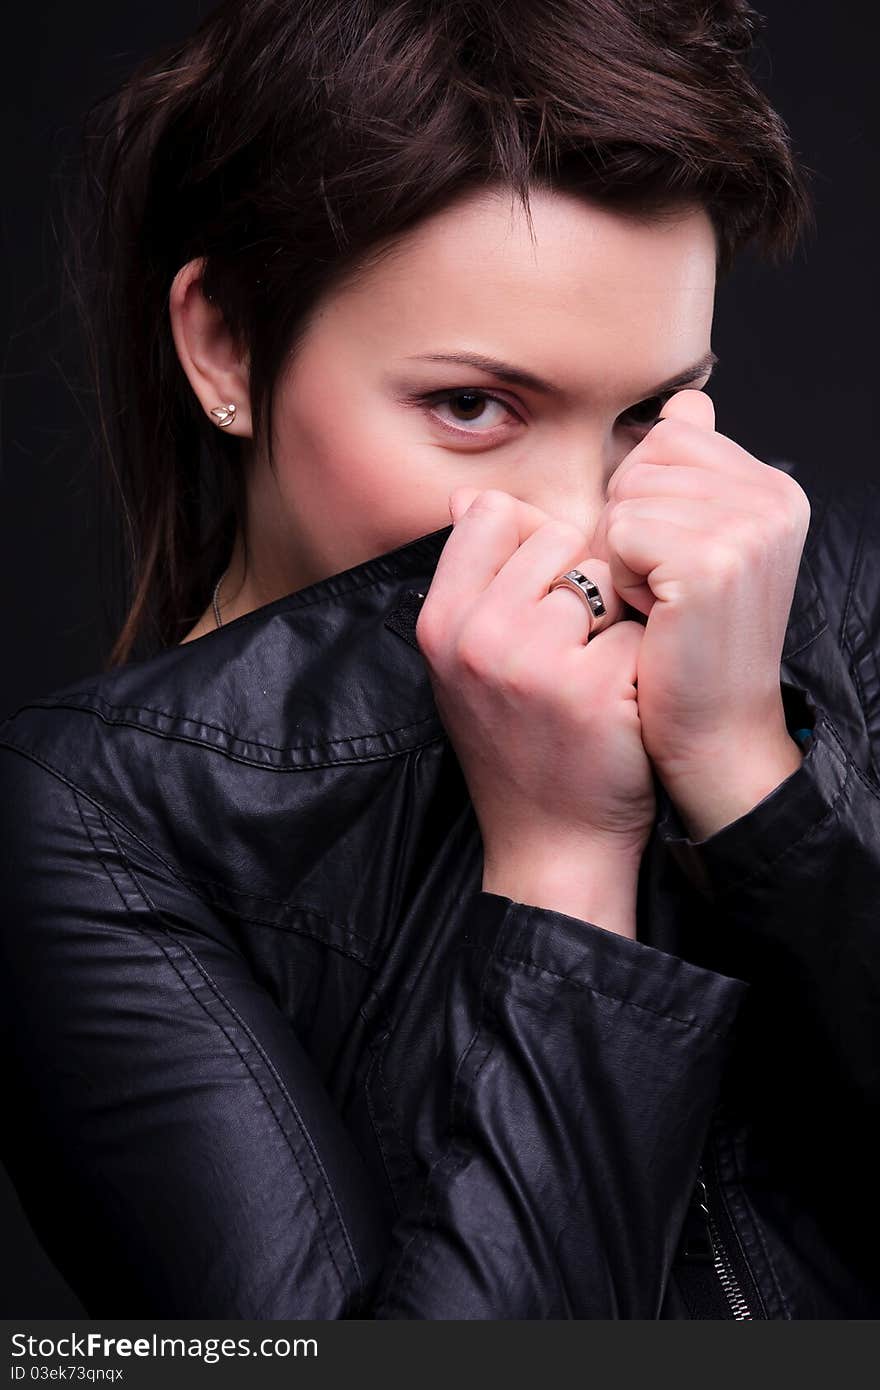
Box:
(361, 1042), (401, 1219)
(782, 617), (827, 662)
(359, 993), (412, 1217)
(0, 564), (440, 733)
(418, 947), (499, 1304)
(727, 1158), (791, 1320)
(16, 699), (441, 755)
(464, 941), (735, 1038)
(838, 482), (871, 648)
(73, 789), (360, 1301)
(101, 801), (363, 1298)
(358, 983), (412, 1218)
(375, 1031), (412, 1212)
(799, 702), (878, 793)
(374, 945), (495, 1312)
(839, 603), (880, 787)
(836, 481), (880, 783)
(715, 1121), (789, 1320)
(848, 755), (880, 798)
(843, 633), (868, 714)
(839, 493), (869, 717)
(0, 742), (377, 958)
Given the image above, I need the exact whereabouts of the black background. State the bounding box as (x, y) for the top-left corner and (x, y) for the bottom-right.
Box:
(1, 1), (876, 1316)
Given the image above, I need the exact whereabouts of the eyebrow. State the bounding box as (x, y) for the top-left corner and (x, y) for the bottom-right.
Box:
(401, 349), (720, 400)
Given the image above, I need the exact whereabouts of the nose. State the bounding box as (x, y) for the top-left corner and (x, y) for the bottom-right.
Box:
(515, 479), (610, 556)
(521, 429), (635, 556)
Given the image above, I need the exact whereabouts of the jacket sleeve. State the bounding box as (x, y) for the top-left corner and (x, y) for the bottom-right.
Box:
(652, 476), (880, 1291)
(655, 675), (880, 1103)
(654, 478), (880, 1112)
(0, 744), (748, 1319)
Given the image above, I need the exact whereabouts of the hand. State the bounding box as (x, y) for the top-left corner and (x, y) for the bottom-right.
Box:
(415, 488), (657, 896)
(589, 390), (811, 817)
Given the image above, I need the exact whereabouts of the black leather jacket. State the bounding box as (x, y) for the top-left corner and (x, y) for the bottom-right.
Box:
(1, 461), (879, 1319)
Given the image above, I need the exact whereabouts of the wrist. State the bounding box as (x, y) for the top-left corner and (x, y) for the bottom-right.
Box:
(659, 733), (805, 843)
(482, 838), (643, 939)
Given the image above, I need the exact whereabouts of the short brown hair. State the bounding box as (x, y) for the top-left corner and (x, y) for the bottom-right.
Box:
(65, 0), (814, 665)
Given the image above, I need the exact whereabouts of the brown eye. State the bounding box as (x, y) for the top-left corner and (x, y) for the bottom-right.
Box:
(447, 391), (489, 421)
(621, 393), (673, 428)
(418, 388), (519, 436)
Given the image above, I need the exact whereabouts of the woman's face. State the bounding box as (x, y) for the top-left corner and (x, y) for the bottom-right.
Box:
(179, 184), (718, 611)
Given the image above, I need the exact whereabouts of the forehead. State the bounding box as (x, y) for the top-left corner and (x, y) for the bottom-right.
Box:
(314, 185), (717, 384)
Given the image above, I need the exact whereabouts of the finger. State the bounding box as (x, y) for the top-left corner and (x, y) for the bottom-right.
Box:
(478, 519), (620, 617)
(597, 506), (742, 614)
(448, 486), (482, 523)
(428, 488), (574, 616)
(607, 494), (755, 535)
(538, 555), (624, 643)
(657, 385), (716, 432)
(608, 463), (746, 506)
(571, 616), (645, 692)
(589, 504), (655, 618)
(601, 402), (725, 516)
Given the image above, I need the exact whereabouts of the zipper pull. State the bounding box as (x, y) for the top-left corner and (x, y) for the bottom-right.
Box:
(679, 1169), (715, 1264)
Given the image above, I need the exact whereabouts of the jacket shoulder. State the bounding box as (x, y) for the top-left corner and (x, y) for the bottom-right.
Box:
(0, 550), (448, 935)
(0, 568), (443, 784)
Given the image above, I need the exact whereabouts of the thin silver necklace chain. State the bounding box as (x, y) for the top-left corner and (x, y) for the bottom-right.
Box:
(212, 567), (229, 629)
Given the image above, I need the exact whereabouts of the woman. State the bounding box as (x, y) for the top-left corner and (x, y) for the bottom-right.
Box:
(1, 0), (878, 1318)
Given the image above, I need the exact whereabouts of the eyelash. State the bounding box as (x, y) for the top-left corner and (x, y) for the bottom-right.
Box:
(408, 387), (677, 439)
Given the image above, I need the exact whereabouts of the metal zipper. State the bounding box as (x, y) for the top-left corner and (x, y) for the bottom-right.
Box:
(696, 1163), (753, 1320)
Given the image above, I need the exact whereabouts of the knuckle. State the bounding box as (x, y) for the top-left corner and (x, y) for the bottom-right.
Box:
(610, 460), (649, 498)
(414, 602), (444, 657)
(497, 649), (541, 699)
(711, 540), (743, 580)
(454, 622), (495, 679)
(414, 617), (433, 658)
(780, 475), (812, 531)
(604, 498), (630, 539)
(469, 487), (512, 513)
(414, 600), (433, 641)
(455, 623), (539, 697)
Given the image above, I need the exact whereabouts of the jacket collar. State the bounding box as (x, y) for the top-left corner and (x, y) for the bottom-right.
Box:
(20, 514), (826, 773)
(379, 528), (829, 663)
(21, 524), (454, 771)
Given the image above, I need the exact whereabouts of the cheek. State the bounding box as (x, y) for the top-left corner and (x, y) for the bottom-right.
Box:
(270, 369), (429, 537)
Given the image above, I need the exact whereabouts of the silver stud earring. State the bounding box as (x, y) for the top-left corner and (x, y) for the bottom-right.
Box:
(210, 402), (237, 428)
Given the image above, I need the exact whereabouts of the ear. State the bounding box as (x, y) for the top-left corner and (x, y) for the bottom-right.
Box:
(168, 258), (253, 437)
